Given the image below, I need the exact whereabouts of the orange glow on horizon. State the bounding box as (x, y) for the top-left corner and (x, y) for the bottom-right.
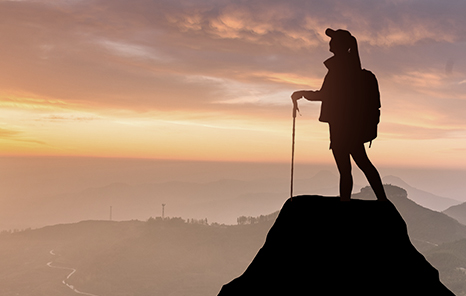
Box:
(1, 88), (465, 169)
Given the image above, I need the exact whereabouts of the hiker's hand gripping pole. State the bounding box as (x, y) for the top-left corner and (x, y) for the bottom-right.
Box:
(293, 100), (299, 118)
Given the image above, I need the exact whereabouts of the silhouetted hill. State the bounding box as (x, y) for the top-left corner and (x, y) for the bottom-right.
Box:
(382, 175), (460, 211)
(218, 195), (454, 295)
(444, 202), (466, 226)
(354, 185), (466, 251)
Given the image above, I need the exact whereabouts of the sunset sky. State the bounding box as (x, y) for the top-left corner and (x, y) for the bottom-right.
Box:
(1, 0), (465, 168)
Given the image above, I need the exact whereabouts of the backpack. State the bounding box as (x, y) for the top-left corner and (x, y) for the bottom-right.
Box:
(359, 69), (381, 146)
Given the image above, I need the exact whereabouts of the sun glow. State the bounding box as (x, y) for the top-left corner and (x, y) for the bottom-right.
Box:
(0, 0), (465, 169)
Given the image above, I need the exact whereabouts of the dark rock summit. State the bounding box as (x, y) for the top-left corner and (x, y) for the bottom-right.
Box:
(218, 195), (453, 295)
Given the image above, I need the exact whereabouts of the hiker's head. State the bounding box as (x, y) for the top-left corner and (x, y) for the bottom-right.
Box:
(326, 28), (361, 69)
(326, 28), (356, 55)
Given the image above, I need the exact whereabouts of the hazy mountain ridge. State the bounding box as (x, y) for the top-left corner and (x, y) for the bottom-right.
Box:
(0, 171), (461, 232)
(0, 171), (339, 230)
(1, 185), (466, 295)
(444, 203), (466, 226)
(382, 175), (460, 211)
(353, 185), (466, 251)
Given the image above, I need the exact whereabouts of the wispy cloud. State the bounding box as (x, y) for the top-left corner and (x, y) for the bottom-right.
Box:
(96, 39), (171, 62)
(38, 114), (100, 122)
(382, 122), (465, 140)
(0, 127), (20, 138)
(1, 0), (466, 162)
(0, 95), (76, 111)
(0, 127), (47, 145)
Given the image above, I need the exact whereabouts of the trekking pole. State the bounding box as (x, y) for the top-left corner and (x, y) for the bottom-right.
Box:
(290, 100), (299, 200)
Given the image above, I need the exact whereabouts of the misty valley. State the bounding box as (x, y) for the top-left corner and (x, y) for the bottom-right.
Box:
(0, 215), (275, 296)
(1, 183), (466, 295)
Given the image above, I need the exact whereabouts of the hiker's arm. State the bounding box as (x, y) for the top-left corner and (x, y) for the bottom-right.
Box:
(291, 90), (322, 101)
(309, 72), (332, 101)
(292, 72), (330, 102)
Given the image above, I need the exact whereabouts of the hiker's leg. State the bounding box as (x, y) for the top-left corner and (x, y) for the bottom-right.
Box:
(332, 147), (353, 201)
(351, 144), (388, 201)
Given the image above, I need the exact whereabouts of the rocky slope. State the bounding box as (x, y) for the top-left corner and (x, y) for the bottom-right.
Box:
(218, 195), (454, 295)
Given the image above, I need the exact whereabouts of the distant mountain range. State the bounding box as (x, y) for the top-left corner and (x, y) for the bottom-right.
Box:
(1, 171), (338, 230)
(353, 185), (466, 252)
(443, 203), (466, 225)
(1, 184), (466, 295)
(0, 171), (462, 231)
(382, 175), (460, 211)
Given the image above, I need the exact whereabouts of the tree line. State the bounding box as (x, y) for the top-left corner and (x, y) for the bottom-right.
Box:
(237, 211), (279, 225)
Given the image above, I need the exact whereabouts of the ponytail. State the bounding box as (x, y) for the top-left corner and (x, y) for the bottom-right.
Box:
(348, 36), (362, 70)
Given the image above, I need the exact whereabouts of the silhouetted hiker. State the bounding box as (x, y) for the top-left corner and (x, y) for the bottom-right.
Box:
(292, 28), (387, 202)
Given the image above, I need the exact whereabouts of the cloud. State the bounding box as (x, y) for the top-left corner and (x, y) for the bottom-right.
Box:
(1, 0), (466, 146)
(0, 127), (20, 138)
(96, 39), (171, 62)
(381, 122), (465, 140)
(0, 95), (77, 111)
(0, 127), (47, 145)
(38, 115), (99, 122)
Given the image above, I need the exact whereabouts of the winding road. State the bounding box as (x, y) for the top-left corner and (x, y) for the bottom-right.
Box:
(47, 249), (100, 296)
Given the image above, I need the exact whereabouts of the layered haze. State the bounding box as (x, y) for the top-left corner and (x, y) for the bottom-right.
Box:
(1, 156), (465, 230)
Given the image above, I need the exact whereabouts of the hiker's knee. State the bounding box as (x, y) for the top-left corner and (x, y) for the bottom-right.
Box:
(351, 145), (371, 167)
(354, 155), (372, 169)
(332, 149), (351, 171)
